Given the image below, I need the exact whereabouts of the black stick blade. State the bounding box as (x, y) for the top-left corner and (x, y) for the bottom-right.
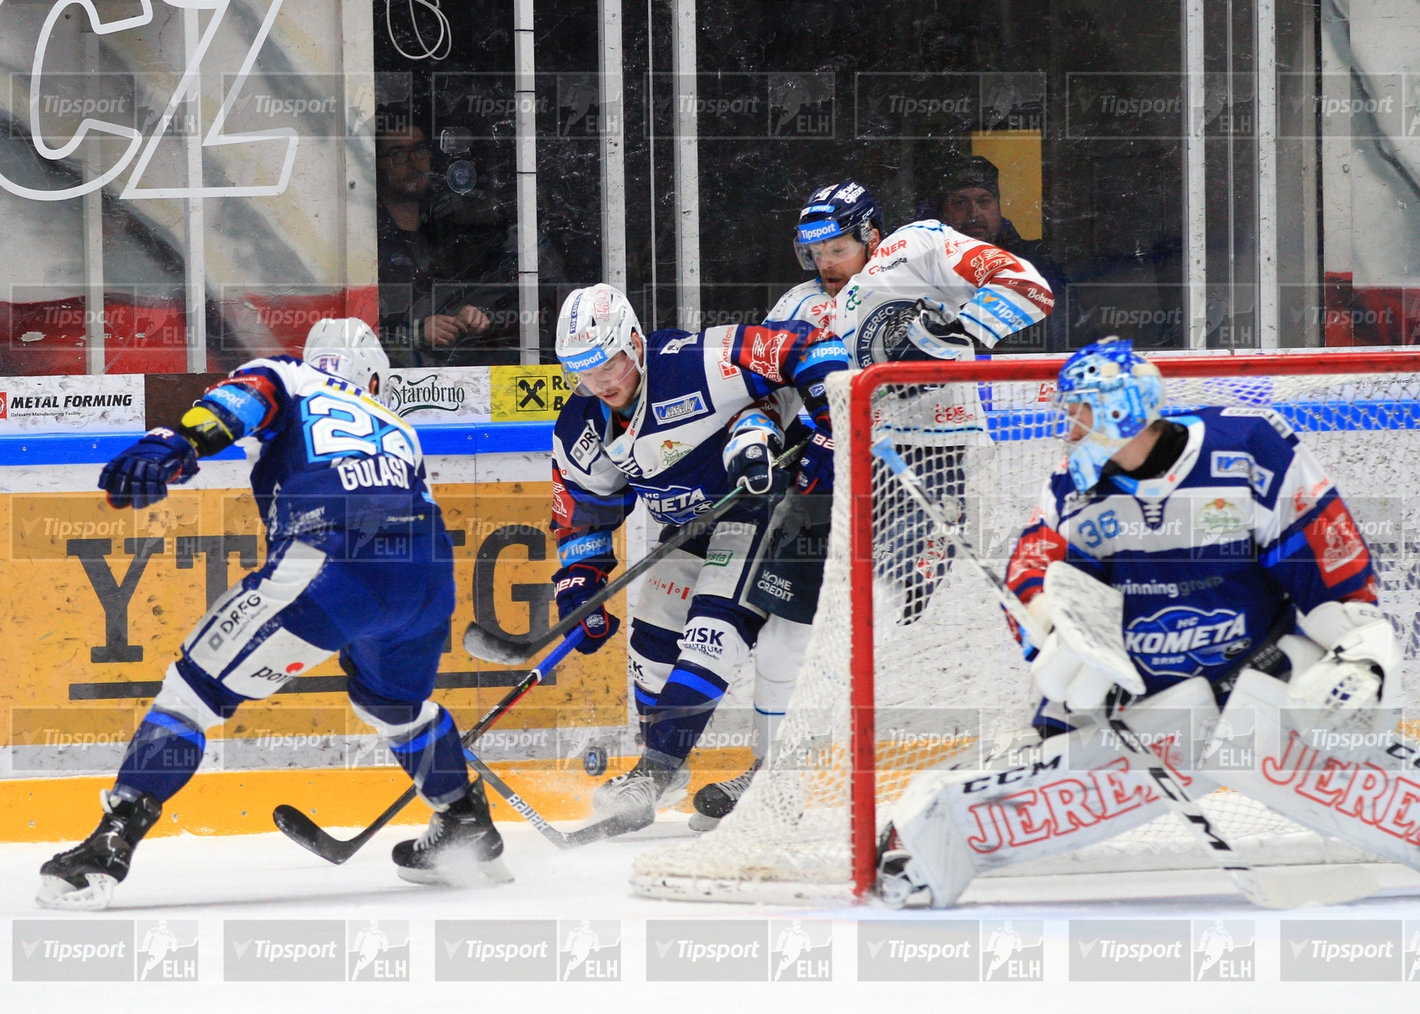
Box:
(462, 622), (535, 666)
(272, 804), (358, 865)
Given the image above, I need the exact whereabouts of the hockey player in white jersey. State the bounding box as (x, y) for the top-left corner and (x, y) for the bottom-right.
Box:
(876, 338), (1412, 907)
(549, 283), (850, 832)
(38, 319), (509, 910)
(693, 179), (1055, 829)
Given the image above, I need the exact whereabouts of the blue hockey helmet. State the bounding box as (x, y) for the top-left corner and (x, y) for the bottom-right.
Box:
(794, 180), (885, 270)
(1055, 338), (1165, 491)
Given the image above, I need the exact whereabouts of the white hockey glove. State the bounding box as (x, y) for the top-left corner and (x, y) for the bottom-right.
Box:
(1029, 562), (1146, 713)
(1287, 600), (1400, 738)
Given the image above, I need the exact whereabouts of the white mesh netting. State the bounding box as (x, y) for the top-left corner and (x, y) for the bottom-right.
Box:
(632, 355), (1420, 903)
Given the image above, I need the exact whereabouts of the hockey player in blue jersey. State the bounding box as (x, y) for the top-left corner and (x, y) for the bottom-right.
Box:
(38, 319), (509, 910)
(691, 179), (1056, 830)
(876, 339), (1411, 907)
(548, 283), (850, 832)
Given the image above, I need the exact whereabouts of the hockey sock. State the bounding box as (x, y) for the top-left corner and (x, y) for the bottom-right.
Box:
(115, 709), (207, 803)
(633, 683), (657, 744)
(643, 663), (728, 763)
(388, 705), (470, 807)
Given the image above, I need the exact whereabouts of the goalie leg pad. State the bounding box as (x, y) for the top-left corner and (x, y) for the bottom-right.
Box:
(889, 677), (1218, 906)
(1212, 668), (1420, 870)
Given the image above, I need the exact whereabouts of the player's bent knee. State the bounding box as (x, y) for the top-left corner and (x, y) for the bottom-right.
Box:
(629, 620), (679, 695)
(152, 660), (245, 731)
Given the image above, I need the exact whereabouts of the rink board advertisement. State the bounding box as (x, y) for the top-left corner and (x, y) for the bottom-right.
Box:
(0, 476), (632, 840)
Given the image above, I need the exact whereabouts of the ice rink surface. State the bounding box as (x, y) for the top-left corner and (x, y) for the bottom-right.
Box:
(2, 816), (1418, 1013)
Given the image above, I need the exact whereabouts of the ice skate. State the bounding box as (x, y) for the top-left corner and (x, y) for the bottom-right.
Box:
(392, 779), (513, 887)
(37, 789), (162, 911)
(591, 756), (689, 831)
(874, 822), (930, 908)
(689, 758), (761, 831)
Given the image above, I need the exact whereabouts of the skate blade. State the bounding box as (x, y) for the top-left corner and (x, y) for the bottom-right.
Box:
(396, 856), (515, 889)
(36, 873), (117, 911)
(687, 812), (720, 833)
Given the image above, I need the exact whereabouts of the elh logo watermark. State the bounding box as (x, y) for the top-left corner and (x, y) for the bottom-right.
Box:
(14, 920), (133, 982)
(1280, 920), (1402, 981)
(1404, 921), (1420, 981)
(770, 919), (832, 981)
(1192, 920), (1254, 981)
(858, 920), (977, 982)
(435, 920), (557, 981)
(347, 920), (410, 982)
(137, 919), (198, 981)
(559, 920), (621, 981)
(1070, 919), (1190, 982)
(646, 920), (768, 982)
(980, 920), (1044, 981)
(224, 920), (345, 982)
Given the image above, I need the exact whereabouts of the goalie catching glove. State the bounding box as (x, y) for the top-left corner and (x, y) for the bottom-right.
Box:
(1286, 600), (1400, 738)
(723, 410), (786, 497)
(99, 427), (200, 509)
(553, 560), (621, 655)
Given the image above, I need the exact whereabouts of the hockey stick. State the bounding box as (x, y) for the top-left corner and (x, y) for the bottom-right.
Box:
(870, 439), (1379, 908)
(1101, 692), (1378, 908)
(461, 749), (652, 848)
(272, 627), (586, 864)
(463, 437), (811, 665)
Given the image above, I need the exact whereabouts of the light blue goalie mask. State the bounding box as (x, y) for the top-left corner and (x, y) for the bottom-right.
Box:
(1055, 338), (1164, 491)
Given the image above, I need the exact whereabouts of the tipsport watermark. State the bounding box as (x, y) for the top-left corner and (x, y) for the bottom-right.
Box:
(14, 921), (135, 982)
(1069, 920), (1191, 982)
(435, 920), (558, 981)
(644, 72), (835, 140)
(854, 71), (1045, 139)
(646, 920), (768, 982)
(559, 920), (621, 981)
(857, 921), (977, 982)
(224, 920), (343, 982)
(1067, 73), (1186, 141)
(1280, 920), (1403, 981)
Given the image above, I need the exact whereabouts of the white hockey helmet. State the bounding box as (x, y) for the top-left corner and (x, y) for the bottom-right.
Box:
(555, 284), (645, 380)
(1055, 337), (1165, 491)
(303, 317), (390, 395)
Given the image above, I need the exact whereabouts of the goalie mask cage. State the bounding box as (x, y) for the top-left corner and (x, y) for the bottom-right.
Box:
(632, 350), (1420, 904)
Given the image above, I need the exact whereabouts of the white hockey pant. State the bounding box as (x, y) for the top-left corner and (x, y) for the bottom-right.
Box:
(891, 676), (1220, 907)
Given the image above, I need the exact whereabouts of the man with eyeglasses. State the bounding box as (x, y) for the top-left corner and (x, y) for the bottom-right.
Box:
(376, 122), (506, 366)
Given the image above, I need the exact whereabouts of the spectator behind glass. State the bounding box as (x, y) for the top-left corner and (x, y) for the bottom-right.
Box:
(375, 122), (519, 366)
(938, 155), (1072, 352)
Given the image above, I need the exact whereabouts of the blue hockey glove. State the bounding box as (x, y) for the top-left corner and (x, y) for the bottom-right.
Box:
(795, 428), (836, 494)
(554, 561), (621, 655)
(791, 332), (850, 432)
(99, 427), (200, 509)
(724, 411), (786, 496)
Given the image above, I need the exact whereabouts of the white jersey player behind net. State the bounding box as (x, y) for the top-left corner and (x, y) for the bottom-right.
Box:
(876, 339), (1413, 908)
(691, 179), (1054, 830)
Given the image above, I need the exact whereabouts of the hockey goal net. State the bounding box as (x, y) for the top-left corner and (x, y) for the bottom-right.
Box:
(632, 349), (1420, 904)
